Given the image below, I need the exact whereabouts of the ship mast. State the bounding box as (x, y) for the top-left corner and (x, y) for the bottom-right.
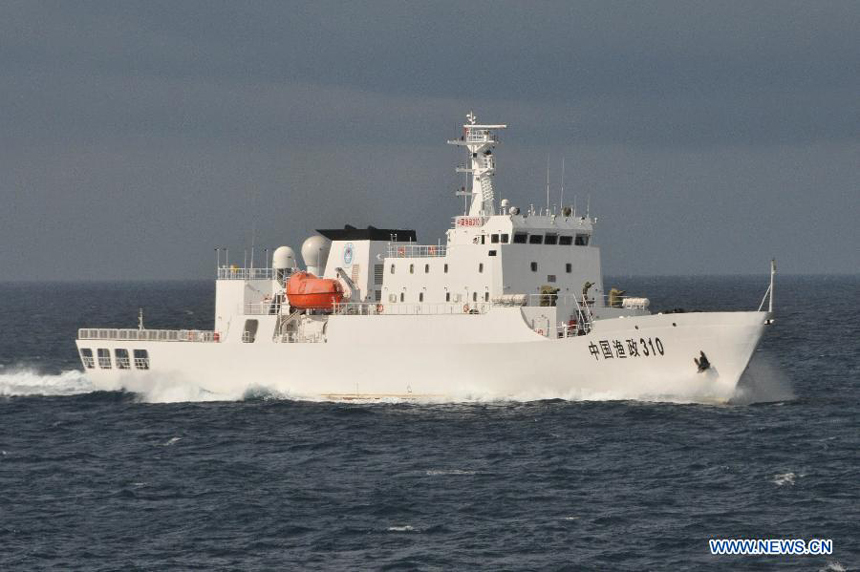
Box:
(448, 112), (507, 217)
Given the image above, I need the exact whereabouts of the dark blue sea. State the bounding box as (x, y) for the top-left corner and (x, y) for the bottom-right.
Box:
(1, 275), (857, 571)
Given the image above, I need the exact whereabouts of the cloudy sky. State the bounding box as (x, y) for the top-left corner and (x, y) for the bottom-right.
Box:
(2, 1), (858, 280)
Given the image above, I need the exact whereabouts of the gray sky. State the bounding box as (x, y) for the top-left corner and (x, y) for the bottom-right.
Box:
(2, 1), (858, 280)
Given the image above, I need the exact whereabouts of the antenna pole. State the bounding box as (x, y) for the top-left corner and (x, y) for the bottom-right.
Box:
(768, 258), (776, 313)
(586, 194), (591, 218)
(545, 155), (550, 213)
(560, 157), (565, 209)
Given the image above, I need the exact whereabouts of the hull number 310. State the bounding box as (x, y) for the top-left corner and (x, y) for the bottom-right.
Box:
(588, 337), (665, 360)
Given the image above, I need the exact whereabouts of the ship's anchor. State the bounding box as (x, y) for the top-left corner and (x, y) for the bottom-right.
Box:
(694, 351), (711, 373)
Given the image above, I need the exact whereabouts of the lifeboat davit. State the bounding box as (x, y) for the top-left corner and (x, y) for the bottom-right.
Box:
(285, 271), (344, 310)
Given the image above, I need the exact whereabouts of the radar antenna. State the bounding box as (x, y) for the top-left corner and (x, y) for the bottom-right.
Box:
(447, 112), (507, 217)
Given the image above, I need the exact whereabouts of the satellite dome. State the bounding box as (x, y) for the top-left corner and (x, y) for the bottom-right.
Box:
(301, 235), (331, 276)
(272, 246), (297, 270)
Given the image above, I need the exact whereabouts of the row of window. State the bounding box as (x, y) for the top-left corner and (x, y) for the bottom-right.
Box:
(531, 262), (573, 273)
(389, 291), (491, 303)
(499, 233), (590, 245)
(80, 348), (149, 370)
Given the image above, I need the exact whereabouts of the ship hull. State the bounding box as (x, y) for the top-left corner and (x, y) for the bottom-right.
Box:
(76, 310), (770, 403)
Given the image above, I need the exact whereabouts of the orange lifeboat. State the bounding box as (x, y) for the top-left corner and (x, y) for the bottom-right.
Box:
(285, 271), (344, 310)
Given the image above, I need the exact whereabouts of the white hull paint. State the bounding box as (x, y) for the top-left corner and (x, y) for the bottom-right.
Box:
(77, 310), (769, 403)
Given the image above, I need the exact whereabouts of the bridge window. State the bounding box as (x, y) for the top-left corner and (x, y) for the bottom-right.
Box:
(513, 233), (528, 244)
(544, 234), (558, 245)
(79, 348), (94, 369)
(133, 349), (150, 370)
(575, 234), (590, 246)
(559, 235), (573, 245)
(97, 348), (112, 369)
(115, 348), (131, 369)
(491, 234), (499, 243)
(566, 263), (572, 273)
(529, 234), (543, 244)
(501, 234), (509, 243)
(531, 262), (538, 272)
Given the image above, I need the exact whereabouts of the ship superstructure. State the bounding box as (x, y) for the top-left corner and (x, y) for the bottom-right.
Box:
(76, 114), (774, 402)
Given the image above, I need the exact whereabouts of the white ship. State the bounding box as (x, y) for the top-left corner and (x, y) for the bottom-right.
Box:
(76, 113), (775, 402)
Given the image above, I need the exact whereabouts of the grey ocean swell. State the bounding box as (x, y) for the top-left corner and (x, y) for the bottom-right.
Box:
(0, 275), (857, 570)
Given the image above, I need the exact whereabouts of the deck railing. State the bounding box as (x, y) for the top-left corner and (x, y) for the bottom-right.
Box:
(333, 302), (490, 316)
(217, 267), (278, 280)
(78, 328), (221, 343)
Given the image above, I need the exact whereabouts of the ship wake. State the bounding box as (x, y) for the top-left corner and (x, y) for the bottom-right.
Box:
(0, 367), (95, 397)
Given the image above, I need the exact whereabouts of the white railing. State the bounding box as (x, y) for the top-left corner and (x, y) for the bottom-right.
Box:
(243, 302), (282, 315)
(217, 267), (277, 280)
(274, 332), (326, 344)
(78, 328), (221, 343)
(386, 244), (447, 258)
(333, 302), (490, 316)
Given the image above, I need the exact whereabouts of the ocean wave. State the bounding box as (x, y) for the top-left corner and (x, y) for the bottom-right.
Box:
(0, 367), (94, 397)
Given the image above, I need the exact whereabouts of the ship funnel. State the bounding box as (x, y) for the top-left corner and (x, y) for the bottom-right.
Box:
(301, 235), (331, 276)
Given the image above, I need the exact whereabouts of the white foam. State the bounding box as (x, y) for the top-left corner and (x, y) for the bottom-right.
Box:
(163, 437), (181, 446)
(731, 353), (795, 404)
(386, 525), (416, 532)
(425, 469), (477, 476)
(0, 367), (94, 397)
(819, 562), (846, 572)
(771, 472), (797, 486)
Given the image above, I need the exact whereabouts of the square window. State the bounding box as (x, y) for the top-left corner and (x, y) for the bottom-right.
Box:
(501, 234), (509, 243)
(115, 348), (131, 369)
(133, 349), (149, 370)
(491, 234), (499, 243)
(559, 235), (573, 245)
(544, 234), (558, 245)
(79, 348), (94, 369)
(529, 234), (543, 244)
(513, 233), (528, 244)
(97, 348), (112, 369)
